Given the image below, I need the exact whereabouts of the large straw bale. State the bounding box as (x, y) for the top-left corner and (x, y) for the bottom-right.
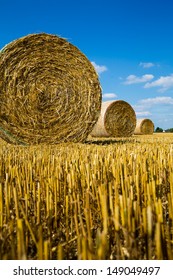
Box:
(90, 100), (136, 137)
(0, 33), (102, 145)
(134, 118), (154, 135)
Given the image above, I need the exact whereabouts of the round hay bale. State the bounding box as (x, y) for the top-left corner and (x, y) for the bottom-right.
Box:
(0, 33), (102, 145)
(134, 118), (154, 135)
(90, 100), (136, 137)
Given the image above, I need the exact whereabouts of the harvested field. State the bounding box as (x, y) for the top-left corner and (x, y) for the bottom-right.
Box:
(0, 133), (173, 260)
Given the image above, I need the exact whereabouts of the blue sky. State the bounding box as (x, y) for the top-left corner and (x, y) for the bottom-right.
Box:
(1, 0), (173, 129)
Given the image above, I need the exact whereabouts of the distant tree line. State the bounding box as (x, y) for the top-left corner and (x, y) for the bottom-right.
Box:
(155, 127), (173, 133)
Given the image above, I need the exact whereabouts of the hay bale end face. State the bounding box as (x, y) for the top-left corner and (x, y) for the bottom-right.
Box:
(134, 118), (154, 135)
(90, 100), (137, 137)
(0, 33), (102, 145)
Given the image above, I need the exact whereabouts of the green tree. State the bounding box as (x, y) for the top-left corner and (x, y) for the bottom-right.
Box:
(155, 127), (163, 132)
(165, 128), (173, 133)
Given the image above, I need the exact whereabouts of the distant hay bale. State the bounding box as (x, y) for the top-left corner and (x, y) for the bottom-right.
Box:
(134, 118), (154, 135)
(0, 33), (101, 145)
(90, 100), (136, 137)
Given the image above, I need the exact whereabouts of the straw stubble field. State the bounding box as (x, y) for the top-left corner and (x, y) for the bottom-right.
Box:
(0, 133), (173, 260)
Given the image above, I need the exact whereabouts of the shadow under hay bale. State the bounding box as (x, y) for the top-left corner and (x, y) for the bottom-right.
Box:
(0, 33), (102, 145)
(90, 100), (136, 137)
(134, 118), (154, 135)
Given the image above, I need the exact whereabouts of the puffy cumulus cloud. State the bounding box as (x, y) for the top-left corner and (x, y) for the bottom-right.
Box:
(139, 62), (155, 68)
(144, 74), (173, 92)
(91, 61), (108, 74)
(124, 74), (154, 85)
(102, 93), (117, 99)
(139, 96), (173, 105)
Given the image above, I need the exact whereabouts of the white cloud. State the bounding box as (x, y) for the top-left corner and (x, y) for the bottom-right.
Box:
(133, 97), (173, 117)
(136, 111), (152, 116)
(139, 62), (155, 68)
(139, 96), (173, 105)
(124, 74), (154, 85)
(132, 104), (146, 111)
(132, 104), (152, 117)
(103, 93), (117, 99)
(144, 74), (173, 92)
(91, 61), (108, 74)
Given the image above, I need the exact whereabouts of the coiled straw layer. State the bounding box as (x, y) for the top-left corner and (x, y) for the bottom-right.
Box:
(90, 100), (136, 137)
(134, 118), (154, 135)
(0, 33), (102, 145)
